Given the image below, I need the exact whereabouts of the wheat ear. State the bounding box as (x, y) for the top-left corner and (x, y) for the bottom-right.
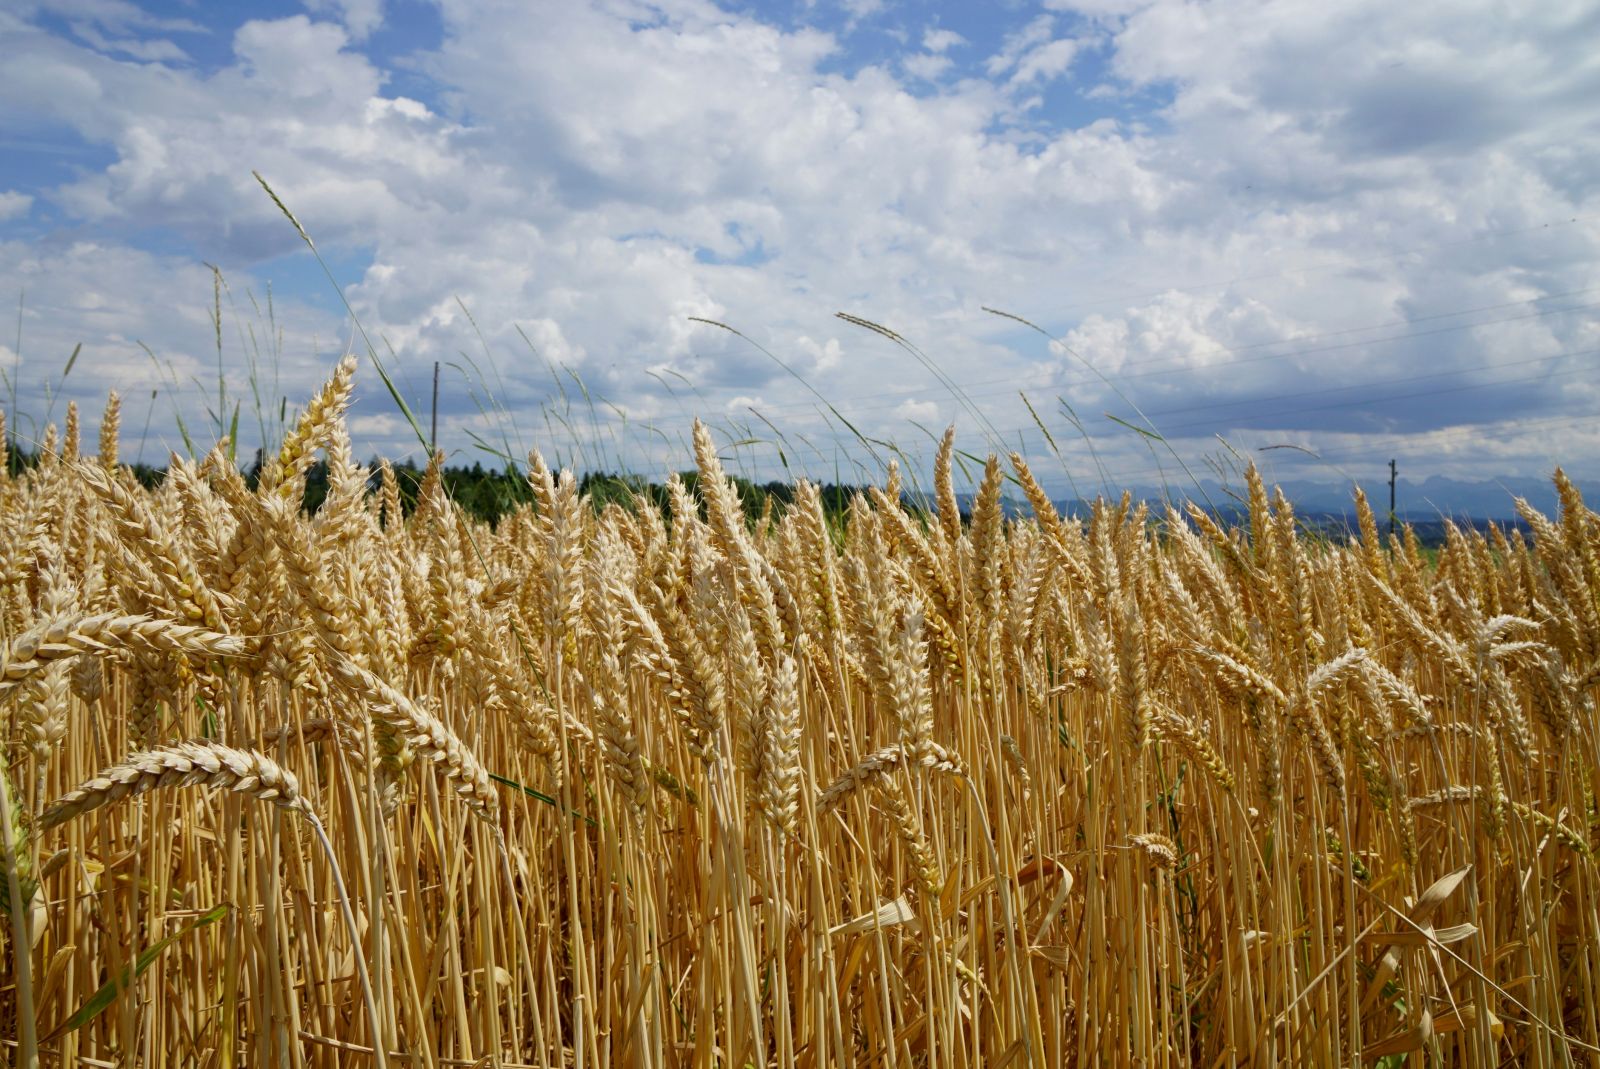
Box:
(327, 658), (501, 824)
(40, 741), (310, 830)
(1, 613), (246, 691)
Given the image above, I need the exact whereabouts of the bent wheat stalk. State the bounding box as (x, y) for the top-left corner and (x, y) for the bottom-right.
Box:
(0, 765), (37, 1069)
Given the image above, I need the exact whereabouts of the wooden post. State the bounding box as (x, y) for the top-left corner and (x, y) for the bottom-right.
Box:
(1388, 458), (1397, 542)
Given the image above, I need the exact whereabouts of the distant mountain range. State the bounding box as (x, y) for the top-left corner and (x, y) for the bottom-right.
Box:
(1208, 473), (1596, 522)
(958, 472), (1597, 528)
(1069, 474), (1595, 522)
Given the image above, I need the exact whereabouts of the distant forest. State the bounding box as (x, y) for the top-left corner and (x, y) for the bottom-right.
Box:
(324, 459), (869, 527)
(55, 449), (863, 528)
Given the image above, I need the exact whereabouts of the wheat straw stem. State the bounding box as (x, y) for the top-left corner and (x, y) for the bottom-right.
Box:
(304, 809), (388, 1069)
(0, 764), (37, 1069)
(41, 737), (390, 1065)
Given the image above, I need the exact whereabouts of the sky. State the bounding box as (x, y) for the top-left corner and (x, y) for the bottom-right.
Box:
(1, 0), (1598, 505)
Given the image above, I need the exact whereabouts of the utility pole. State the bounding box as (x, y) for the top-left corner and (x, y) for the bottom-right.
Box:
(1382, 457), (1395, 544)
(431, 360), (440, 455)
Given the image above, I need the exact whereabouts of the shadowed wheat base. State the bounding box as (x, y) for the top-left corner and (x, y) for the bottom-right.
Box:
(1, 366), (1598, 1067)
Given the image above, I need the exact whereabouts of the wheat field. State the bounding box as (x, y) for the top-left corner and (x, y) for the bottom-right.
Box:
(1, 356), (1597, 1067)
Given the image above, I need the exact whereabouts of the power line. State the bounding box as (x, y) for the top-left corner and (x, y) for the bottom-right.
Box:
(611, 399), (1599, 504)
(796, 314), (1600, 443)
(687, 385), (1597, 473)
(705, 291), (1600, 418)
(1101, 356), (1597, 440)
(705, 354), (1600, 488)
(958, 348), (1599, 468)
(1165, 285), (1600, 356)
(1071, 300), (1600, 390)
(1023, 410), (1600, 493)
(1041, 214), (1599, 316)
(1117, 344), (1600, 425)
(1262, 409), (1600, 469)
